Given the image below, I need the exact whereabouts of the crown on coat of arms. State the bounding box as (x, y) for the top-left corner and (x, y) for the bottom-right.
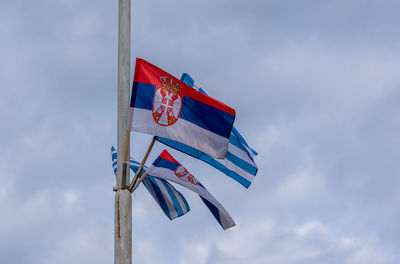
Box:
(160, 76), (181, 93)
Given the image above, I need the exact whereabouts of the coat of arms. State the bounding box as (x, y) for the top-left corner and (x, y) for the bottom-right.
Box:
(174, 165), (199, 185)
(152, 76), (182, 126)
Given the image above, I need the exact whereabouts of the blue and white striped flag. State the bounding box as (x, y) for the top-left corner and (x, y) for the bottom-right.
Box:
(111, 147), (190, 220)
(156, 73), (258, 188)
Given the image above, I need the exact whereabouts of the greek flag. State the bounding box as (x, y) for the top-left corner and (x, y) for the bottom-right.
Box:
(156, 73), (258, 188)
(111, 147), (190, 220)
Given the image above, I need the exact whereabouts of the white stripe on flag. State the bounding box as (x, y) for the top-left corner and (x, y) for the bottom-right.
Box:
(153, 177), (178, 220)
(228, 142), (257, 165)
(130, 108), (229, 159)
(148, 166), (211, 198)
(241, 143), (255, 160)
(169, 183), (188, 212)
(111, 147), (189, 220)
(147, 165), (235, 230)
(217, 158), (255, 182)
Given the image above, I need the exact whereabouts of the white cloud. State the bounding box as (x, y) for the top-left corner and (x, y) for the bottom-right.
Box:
(41, 227), (113, 264)
(256, 125), (289, 154)
(0, 170), (12, 203)
(178, 219), (399, 264)
(257, 40), (400, 117)
(62, 190), (79, 205)
(274, 165), (326, 201)
(1, 0), (400, 263)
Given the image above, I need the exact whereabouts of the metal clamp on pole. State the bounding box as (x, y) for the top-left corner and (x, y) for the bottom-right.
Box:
(121, 161), (129, 189)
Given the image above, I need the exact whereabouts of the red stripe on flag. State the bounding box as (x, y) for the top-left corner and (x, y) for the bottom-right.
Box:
(133, 58), (235, 116)
(159, 150), (179, 163)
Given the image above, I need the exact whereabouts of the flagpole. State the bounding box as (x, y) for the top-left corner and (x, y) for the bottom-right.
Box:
(131, 171), (149, 192)
(115, 0), (132, 263)
(129, 137), (156, 191)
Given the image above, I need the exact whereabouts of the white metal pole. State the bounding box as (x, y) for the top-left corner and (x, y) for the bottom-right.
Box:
(115, 0), (132, 263)
(115, 189), (132, 264)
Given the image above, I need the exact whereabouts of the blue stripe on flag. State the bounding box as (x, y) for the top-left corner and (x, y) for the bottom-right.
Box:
(147, 149), (235, 229)
(225, 152), (257, 175)
(156, 137), (253, 188)
(152, 157), (180, 171)
(181, 73), (257, 171)
(130, 82), (156, 109)
(131, 82), (234, 138)
(143, 176), (172, 219)
(231, 126), (258, 156)
(180, 192), (190, 212)
(154, 73), (258, 188)
(228, 132), (246, 150)
(180, 96), (234, 138)
(171, 183), (190, 213)
(192, 82), (257, 157)
(200, 196), (223, 228)
(159, 180), (184, 217)
(181, 73), (194, 87)
(111, 146), (190, 220)
(143, 175), (189, 220)
(201, 154), (252, 188)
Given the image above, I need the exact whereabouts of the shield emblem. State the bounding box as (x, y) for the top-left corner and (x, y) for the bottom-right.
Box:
(174, 165), (199, 185)
(152, 87), (182, 126)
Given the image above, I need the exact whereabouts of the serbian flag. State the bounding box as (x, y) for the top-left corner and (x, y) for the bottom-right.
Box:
(147, 149), (236, 230)
(111, 147), (190, 220)
(129, 58), (235, 159)
(157, 73), (258, 188)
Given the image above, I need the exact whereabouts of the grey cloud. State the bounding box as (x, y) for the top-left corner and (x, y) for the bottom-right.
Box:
(1, 0), (400, 263)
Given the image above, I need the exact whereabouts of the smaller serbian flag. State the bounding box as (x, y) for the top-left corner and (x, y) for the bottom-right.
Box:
(129, 58), (235, 159)
(111, 147), (190, 220)
(147, 149), (236, 230)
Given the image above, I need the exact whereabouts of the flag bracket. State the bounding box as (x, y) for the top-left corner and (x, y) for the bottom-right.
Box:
(128, 137), (157, 192)
(130, 171), (149, 192)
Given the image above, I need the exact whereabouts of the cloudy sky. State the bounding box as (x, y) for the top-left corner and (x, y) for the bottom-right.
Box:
(1, 0), (400, 263)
